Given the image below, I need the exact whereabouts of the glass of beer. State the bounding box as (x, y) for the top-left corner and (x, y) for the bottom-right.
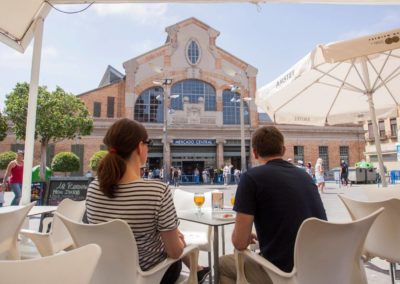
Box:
(230, 194), (235, 206)
(194, 192), (205, 215)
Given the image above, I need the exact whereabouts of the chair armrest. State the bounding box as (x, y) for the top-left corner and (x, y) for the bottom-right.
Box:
(235, 249), (295, 284)
(20, 229), (53, 256)
(139, 245), (199, 284)
(20, 229), (50, 238)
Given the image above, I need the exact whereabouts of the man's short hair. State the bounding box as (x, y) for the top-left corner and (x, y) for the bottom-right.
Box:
(252, 126), (284, 158)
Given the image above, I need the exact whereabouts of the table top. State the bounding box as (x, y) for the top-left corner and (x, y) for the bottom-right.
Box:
(0, 205), (57, 216)
(178, 209), (236, 226)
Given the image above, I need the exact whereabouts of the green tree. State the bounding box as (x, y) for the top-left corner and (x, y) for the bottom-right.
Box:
(89, 150), (107, 171)
(0, 112), (7, 141)
(51, 152), (80, 176)
(0, 151), (16, 170)
(4, 82), (93, 179)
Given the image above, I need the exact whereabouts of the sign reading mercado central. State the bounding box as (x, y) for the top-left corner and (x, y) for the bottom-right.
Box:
(172, 139), (216, 146)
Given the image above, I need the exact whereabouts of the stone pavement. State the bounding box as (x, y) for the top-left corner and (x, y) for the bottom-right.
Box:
(177, 182), (400, 283)
(4, 182), (398, 283)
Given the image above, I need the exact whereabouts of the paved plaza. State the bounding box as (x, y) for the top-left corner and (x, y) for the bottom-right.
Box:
(4, 181), (399, 283)
(178, 181), (399, 284)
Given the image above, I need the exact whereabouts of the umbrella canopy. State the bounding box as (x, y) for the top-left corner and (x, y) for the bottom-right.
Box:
(256, 28), (400, 187)
(1, 0), (399, 52)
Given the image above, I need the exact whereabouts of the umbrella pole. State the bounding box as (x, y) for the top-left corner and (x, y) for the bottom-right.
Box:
(21, 18), (44, 204)
(366, 92), (388, 187)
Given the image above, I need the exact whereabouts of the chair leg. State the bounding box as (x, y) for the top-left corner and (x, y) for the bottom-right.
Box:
(389, 262), (396, 284)
(208, 251), (213, 284)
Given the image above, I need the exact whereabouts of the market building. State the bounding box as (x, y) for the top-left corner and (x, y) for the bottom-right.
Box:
(0, 18), (365, 177)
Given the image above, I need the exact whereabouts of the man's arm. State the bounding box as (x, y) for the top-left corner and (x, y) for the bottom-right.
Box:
(232, 212), (256, 250)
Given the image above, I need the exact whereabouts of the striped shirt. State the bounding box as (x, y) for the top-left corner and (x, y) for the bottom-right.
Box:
(86, 179), (179, 271)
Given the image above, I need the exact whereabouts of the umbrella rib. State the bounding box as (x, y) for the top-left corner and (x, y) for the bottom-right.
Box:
(273, 64), (341, 114)
(324, 62), (354, 123)
(367, 53), (400, 105)
(352, 61), (370, 92)
(370, 51), (391, 91)
(314, 61), (364, 93)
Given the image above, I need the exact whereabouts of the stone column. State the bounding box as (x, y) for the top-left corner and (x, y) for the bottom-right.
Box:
(216, 139), (225, 169)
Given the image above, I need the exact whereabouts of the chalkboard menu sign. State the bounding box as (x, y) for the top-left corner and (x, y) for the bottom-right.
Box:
(45, 177), (90, 206)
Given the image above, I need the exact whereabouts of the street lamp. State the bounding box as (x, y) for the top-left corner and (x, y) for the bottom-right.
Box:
(230, 85), (252, 172)
(153, 78), (177, 182)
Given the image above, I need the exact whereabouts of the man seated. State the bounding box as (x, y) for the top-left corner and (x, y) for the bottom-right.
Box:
(219, 126), (327, 284)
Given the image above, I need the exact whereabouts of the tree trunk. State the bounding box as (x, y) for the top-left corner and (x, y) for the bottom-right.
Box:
(40, 141), (47, 181)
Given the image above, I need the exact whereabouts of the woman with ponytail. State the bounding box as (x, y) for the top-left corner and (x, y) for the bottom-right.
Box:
(86, 118), (209, 283)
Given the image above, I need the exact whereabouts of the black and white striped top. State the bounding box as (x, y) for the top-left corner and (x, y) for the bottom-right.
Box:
(86, 179), (179, 271)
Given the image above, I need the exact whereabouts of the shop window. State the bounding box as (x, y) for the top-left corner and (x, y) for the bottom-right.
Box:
(107, 97), (115, 118)
(187, 40), (200, 65)
(318, 146), (329, 171)
(390, 118), (397, 137)
(339, 146), (349, 165)
(93, 102), (101, 117)
(378, 120), (385, 138)
(368, 121), (373, 139)
(222, 90), (249, 125)
(170, 79), (216, 111)
(134, 87), (164, 123)
(294, 146), (304, 163)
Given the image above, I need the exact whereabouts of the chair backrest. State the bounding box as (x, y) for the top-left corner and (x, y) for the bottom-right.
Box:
(0, 244), (101, 284)
(0, 202), (35, 258)
(56, 213), (139, 284)
(294, 208), (383, 284)
(339, 195), (400, 262)
(50, 199), (86, 252)
(363, 188), (400, 202)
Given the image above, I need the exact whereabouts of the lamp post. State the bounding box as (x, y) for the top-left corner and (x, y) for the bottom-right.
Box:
(230, 85), (252, 172)
(154, 78), (177, 183)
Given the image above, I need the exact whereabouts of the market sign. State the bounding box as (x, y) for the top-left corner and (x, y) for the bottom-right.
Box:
(172, 139), (216, 146)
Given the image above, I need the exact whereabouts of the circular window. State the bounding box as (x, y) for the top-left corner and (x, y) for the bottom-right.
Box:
(186, 40), (200, 65)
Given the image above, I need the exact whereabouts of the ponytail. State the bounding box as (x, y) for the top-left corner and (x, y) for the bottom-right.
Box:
(97, 152), (126, 198)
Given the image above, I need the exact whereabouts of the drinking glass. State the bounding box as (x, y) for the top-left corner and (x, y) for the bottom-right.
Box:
(230, 194), (235, 206)
(194, 192), (205, 215)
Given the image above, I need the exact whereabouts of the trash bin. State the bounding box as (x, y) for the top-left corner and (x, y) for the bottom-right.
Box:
(390, 170), (400, 184)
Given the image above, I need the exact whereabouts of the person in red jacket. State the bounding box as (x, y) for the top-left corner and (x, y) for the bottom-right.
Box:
(3, 150), (24, 206)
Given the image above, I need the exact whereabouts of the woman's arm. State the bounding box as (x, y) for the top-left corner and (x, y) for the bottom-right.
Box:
(160, 228), (185, 259)
(3, 160), (15, 183)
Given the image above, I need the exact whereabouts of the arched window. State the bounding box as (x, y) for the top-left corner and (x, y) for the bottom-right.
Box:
(134, 87), (164, 123)
(223, 90), (250, 125)
(187, 40), (200, 65)
(170, 79), (216, 111)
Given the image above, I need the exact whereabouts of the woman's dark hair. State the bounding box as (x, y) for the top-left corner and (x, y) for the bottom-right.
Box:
(97, 118), (148, 198)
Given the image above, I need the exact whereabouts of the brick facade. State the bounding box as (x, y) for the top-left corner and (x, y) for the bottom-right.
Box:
(0, 18), (368, 177)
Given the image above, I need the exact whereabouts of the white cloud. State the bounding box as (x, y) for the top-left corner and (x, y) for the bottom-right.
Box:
(338, 11), (400, 41)
(93, 4), (168, 25)
(0, 45), (58, 70)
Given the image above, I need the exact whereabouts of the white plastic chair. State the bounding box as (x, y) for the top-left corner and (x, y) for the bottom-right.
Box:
(173, 189), (213, 279)
(56, 212), (199, 284)
(339, 195), (400, 284)
(0, 202), (35, 260)
(20, 198), (86, 256)
(0, 244), (101, 284)
(235, 208), (383, 284)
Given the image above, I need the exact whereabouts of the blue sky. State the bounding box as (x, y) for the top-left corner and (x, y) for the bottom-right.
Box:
(0, 3), (399, 110)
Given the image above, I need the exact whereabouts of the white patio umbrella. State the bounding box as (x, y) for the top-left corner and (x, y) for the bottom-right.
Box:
(256, 28), (400, 187)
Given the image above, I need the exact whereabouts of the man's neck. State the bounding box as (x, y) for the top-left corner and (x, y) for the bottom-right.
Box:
(257, 155), (283, 164)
